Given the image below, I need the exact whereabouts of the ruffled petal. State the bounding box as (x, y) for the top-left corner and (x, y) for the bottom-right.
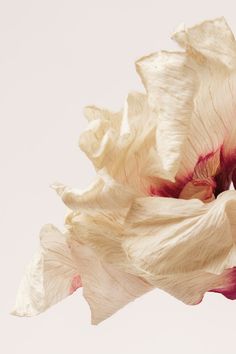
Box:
(11, 225), (81, 316)
(139, 17), (236, 197)
(79, 92), (168, 194)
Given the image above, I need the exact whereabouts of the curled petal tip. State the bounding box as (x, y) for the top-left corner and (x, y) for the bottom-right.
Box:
(171, 22), (185, 40)
(50, 182), (66, 196)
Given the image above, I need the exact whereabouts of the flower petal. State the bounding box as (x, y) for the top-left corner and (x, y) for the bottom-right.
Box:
(136, 51), (198, 182)
(172, 17), (236, 69)
(52, 171), (135, 213)
(79, 92), (166, 194)
(68, 237), (154, 325)
(171, 17), (236, 180)
(11, 225), (80, 316)
(136, 17), (236, 192)
(122, 190), (236, 304)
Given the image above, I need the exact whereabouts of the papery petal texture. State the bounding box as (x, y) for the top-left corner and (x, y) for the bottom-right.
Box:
(12, 17), (236, 325)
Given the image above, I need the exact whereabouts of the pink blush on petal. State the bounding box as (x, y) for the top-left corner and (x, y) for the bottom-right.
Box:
(209, 267), (236, 300)
(69, 274), (82, 295)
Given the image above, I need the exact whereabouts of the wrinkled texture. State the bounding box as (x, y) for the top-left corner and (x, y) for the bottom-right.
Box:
(12, 17), (236, 325)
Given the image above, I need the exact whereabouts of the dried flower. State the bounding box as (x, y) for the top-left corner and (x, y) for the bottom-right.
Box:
(12, 17), (236, 325)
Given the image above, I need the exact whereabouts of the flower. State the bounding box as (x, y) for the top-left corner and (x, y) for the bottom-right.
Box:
(12, 17), (236, 325)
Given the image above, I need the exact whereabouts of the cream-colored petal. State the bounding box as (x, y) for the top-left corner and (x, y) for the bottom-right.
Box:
(134, 17), (236, 190)
(11, 225), (80, 316)
(79, 105), (122, 170)
(122, 191), (236, 304)
(69, 237), (154, 325)
(171, 17), (236, 180)
(136, 51), (198, 182)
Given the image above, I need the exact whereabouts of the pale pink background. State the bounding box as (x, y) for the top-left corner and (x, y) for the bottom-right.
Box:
(1, 1), (236, 353)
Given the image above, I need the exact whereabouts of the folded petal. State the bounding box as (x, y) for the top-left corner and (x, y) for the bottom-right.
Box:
(11, 225), (81, 316)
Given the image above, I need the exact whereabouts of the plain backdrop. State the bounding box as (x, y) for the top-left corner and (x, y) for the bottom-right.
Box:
(1, 1), (236, 353)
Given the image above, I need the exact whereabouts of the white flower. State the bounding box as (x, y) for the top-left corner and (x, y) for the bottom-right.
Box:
(12, 17), (236, 325)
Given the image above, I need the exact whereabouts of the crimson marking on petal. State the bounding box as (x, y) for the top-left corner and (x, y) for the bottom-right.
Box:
(149, 173), (193, 198)
(69, 274), (82, 295)
(214, 145), (236, 197)
(150, 145), (236, 200)
(208, 267), (236, 300)
(197, 150), (217, 165)
(193, 296), (204, 305)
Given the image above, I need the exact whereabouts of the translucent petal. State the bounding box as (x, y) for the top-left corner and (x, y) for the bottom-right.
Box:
(11, 225), (80, 316)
